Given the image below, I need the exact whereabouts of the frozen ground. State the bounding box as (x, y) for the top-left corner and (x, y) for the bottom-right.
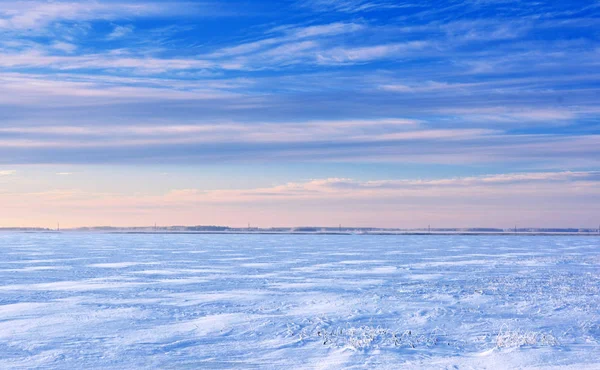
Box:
(0, 233), (598, 369)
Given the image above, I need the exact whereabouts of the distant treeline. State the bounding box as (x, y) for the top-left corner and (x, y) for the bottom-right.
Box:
(62, 226), (600, 233)
(0, 227), (52, 231)
(1, 226), (598, 233)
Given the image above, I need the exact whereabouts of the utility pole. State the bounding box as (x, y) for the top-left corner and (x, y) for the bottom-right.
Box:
(339, 224), (341, 233)
(57, 222), (60, 232)
(428, 224), (431, 234)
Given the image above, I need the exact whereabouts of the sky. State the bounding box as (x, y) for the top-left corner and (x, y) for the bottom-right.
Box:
(0, 0), (599, 228)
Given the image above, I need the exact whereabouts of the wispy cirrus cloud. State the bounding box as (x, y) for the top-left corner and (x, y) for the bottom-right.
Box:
(154, 171), (600, 204)
(0, 21), (378, 72)
(0, 118), (434, 147)
(50, 41), (77, 53)
(316, 41), (429, 64)
(298, 0), (404, 13)
(1, 2), (596, 75)
(438, 107), (578, 124)
(0, 1), (212, 31)
(315, 171), (600, 190)
(106, 25), (134, 40)
(0, 72), (238, 106)
(0, 1), (161, 31)
(0, 50), (216, 72)
(212, 22), (366, 57)
(0, 120), (598, 168)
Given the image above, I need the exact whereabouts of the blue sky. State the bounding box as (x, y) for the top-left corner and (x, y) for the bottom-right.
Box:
(0, 0), (599, 228)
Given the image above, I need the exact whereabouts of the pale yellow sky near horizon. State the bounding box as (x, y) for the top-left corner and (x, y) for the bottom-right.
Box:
(1, 169), (598, 229)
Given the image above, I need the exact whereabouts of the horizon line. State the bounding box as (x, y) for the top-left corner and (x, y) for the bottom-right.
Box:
(2, 225), (599, 232)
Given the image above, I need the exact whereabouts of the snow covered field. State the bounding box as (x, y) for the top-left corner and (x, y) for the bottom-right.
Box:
(0, 233), (598, 369)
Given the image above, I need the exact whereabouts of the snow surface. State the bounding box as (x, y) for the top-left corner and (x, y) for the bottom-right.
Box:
(0, 233), (598, 369)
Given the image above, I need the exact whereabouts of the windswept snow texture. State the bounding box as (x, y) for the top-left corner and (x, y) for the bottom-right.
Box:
(0, 234), (599, 369)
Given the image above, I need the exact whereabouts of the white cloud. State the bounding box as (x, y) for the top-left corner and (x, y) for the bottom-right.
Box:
(209, 22), (365, 62)
(442, 19), (531, 41)
(315, 171), (600, 189)
(289, 22), (365, 38)
(299, 0), (402, 13)
(0, 170), (16, 176)
(317, 41), (428, 64)
(440, 107), (577, 123)
(0, 1), (174, 31)
(0, 50), (216, 73)
(0, 72), (235, 105)
(51, 41), (77, 53)
(107, 25), (134, 40)
(0, 118), (488, 149)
